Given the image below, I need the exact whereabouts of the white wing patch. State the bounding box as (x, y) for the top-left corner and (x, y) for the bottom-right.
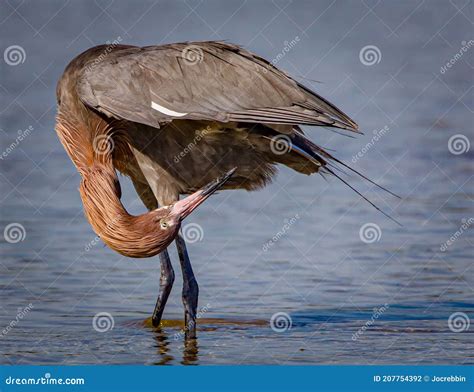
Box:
(151, 101), (188, 117)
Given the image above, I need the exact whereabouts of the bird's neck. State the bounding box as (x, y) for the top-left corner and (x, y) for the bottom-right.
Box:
(55, 110), (170, 258)
(79, 163), (169, 258)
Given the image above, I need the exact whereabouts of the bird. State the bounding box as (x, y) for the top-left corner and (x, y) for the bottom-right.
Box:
(55, 41), (396, 339)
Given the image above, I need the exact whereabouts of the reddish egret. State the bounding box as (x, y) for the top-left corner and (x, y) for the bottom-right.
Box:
(55, 41), (394, 338)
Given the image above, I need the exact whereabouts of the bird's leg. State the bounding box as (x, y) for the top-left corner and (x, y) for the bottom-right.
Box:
(175, 232), (198, 339)
(151, 249), (175, 327)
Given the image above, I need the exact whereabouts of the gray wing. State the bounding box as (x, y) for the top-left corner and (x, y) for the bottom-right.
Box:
(77, 41), (358, 132)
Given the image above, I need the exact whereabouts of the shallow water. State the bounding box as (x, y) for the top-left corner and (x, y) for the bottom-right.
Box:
(0, 1), (472, 365)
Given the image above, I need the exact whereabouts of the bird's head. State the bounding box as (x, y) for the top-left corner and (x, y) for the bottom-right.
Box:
(80, 167), (236, 258)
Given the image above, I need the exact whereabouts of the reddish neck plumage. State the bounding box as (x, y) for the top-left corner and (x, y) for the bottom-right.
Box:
(79, 164), (173, 258)
(55, 110), (175, 258)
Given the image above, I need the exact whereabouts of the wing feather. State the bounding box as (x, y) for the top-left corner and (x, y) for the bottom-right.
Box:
(77, 41), (359, 132)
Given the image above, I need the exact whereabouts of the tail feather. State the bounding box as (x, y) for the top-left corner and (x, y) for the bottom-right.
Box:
(297, 134), (401, 199)
(323, 166), (401, 226)
(273, 130), (401, 225)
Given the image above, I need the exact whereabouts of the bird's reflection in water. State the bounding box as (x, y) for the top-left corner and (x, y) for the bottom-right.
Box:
(145, 317), (267, 365)
(151, 328), (174, 365)
(151, 327), (199, 365)
(181, 337), (199, 365)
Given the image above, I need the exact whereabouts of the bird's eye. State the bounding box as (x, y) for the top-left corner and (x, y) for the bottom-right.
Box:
(160, 220), (168, 229)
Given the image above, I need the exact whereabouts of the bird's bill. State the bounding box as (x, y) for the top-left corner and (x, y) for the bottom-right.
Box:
(171, 168), (236, 220)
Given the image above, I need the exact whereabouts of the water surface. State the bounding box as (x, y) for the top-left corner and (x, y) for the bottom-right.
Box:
(0, 0), (472, 365)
